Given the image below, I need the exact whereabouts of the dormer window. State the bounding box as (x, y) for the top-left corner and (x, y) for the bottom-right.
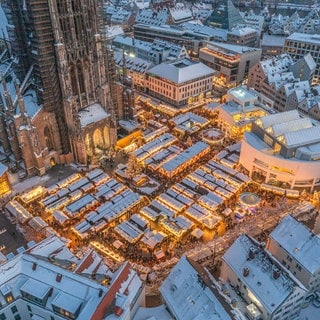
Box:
(0, 284), (13, 304)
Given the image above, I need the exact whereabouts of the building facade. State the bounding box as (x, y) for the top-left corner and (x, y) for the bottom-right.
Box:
(199, 42), (261, 89)
(221, 234), (307, 320)
(0, 236), (144, 320)
(267, 215), (320, 293)
(248, 53), (316, 113)
(146, 58), (214, 107)
(239, 110), (320, 192)
(215, 86), (267, 139)
(284, 33), (320, 84)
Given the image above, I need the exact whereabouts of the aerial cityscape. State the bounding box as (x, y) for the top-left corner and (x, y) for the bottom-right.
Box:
(0, 0), (320, 319)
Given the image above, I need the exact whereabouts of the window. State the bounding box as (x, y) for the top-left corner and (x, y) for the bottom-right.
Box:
(14, 315), (21, 320)
(27, 305), (32, 312)
(11, 306), (18, 314)
(0, 314), (6, 320)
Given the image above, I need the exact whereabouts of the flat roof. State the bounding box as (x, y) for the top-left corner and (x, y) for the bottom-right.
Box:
(20, 279), (51, 299)
(52, 291), (83, 314)
(286, 32), (320, 45)
(206, 41), (261, 54)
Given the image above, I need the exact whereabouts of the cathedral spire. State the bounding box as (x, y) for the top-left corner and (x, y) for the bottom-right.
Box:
(1, 72), (14, 111)
(14, 79), (28, 124)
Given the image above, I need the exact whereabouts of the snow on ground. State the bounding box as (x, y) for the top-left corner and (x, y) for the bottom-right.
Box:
(12, 175), (50, 194)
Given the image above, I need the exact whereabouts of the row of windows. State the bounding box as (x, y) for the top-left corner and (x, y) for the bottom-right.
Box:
(149, 77), (211, 89)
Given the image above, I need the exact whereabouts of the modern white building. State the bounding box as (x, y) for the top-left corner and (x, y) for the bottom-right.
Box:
(239, 110), (320, 191)
(216, 86), (267, 139)
(160, 255), (234, 320)
(267, 215), (320, 293)
(0, 236), (144, 320)
(221, 234), (307, 320)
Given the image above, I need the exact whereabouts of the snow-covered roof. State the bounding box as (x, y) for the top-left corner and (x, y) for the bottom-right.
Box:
(260, 54), (293, 76)
(301, 53), (317, 71)
(271, 117), (313, 137)
(258, 110), (300, 129)
(113, 51), (152, 74)
(286, 32), (320, 45)
(222, 234), (303, 314)
(20, 279), (51, 299)
(21, 89), (41, 119)
(269, 215), (320, 274)
(160, 256), (232, 320)
(160, 141), (209, 174)
(135, 9), (168, 26)
(52, 291), (83, 314)
(0, 236), (141, 319)
(261, 34), (285, 47)
(169, 6), (193, 23)
(147, 58), (214, 84)
(284, 125), (320, 148)
(118, 119), (140, 132)
(53, 210), (69, 225)
(171, 112), (209, 133)
(133, 305), (172, 320)
(206, 41), (260, 55)
(79, 103), (110, 127)
(0, 236), (106, 318)
(106, 25), (124, 40)
(228, 26), (256, 36)
(182, 22), (228, 40)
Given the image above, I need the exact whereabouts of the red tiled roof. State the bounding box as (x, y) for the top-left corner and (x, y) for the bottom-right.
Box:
(113, 306), (124, 317)
(90, 262), (131, 320)
(75, 250), (95, 273)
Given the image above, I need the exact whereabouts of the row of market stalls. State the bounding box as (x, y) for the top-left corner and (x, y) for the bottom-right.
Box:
(137, 158), (250, 240)
(5, 168), (147, 243)
(5, 200), (58, 238)
(135, 132), (212, 179)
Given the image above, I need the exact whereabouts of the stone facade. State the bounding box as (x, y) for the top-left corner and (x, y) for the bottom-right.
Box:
(0, 0), (118, 175)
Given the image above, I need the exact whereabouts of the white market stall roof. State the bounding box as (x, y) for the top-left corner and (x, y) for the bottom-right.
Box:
(5, 200), (33, 224)
(53, 210), (70, 225)
(191, 228), (204, 239)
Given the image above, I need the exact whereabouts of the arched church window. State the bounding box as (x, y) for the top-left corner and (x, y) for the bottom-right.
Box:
(93, 129), (103, 148)
(44, 126), (54, 150)
(85, 133), (91, 151)
(103, 126), (110, 146)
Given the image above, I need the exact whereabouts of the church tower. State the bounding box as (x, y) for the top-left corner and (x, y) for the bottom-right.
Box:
(1, 0), (117, 169)
(48, 0), (117, 164)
